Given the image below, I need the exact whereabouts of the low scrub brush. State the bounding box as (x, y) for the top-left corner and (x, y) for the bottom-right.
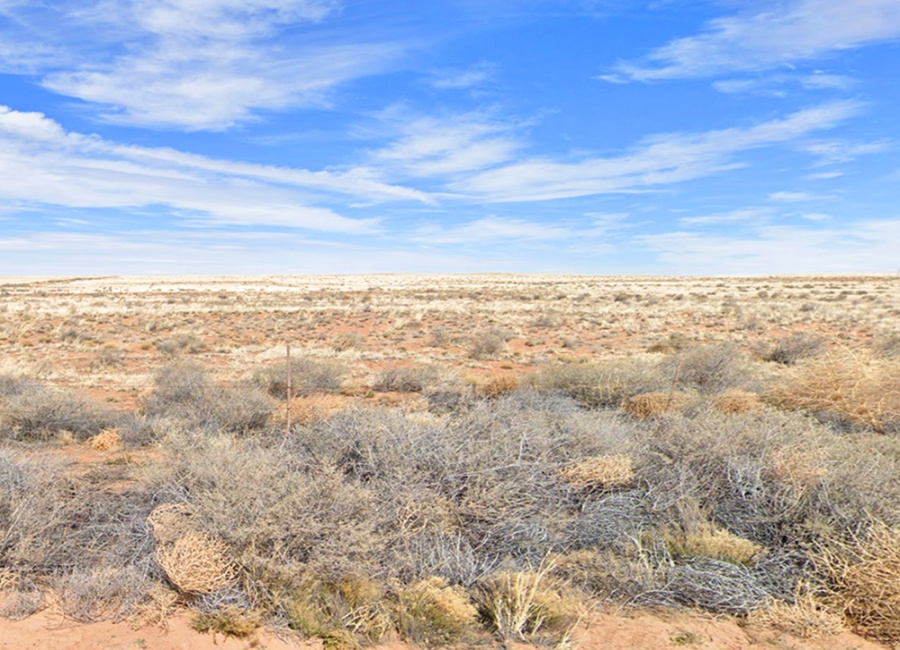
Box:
(474, 567), (583, 643)
(396, 576), (479, 647)
(771, 349), (900, 433)
(817, 522), (900, 642)
(664, 523), (763, 566)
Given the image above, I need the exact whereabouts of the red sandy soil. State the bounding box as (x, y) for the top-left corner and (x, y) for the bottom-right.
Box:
(0, 610), (309, 650)
(0, 608), (890, 650)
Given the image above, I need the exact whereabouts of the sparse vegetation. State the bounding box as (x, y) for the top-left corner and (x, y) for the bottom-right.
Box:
(0, 379), (114, 441)
(0, 274), (899, 647)
(372, 365), (442, 393)
(253, 357), (345, 397)
(765, 332), (825, 365)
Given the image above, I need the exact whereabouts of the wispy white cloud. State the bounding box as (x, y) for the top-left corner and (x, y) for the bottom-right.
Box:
(679, 207), (773, 226)
(604, 0), (900, 82)
(637, 218), (900, 274)
(767, 191), (834, 202)
(453, 102), (858, 202)
(804, 170), (844, 180)
(804, 139), (892, 165)
(0, 230), (519, 275)
(45, 42), (402, 131)
(411, 216), (576, 244)
(0, 105), (428, 231)
(583, 212), (630, 234)
(0, 1), (405, 130)
(429, 62), (495, 89)
(799, 73), (855, 90)
(369, 112), (523, 177)
(712, 72), (855, 95)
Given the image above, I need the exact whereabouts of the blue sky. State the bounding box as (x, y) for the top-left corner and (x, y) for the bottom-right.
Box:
(1, 0), (898, 275)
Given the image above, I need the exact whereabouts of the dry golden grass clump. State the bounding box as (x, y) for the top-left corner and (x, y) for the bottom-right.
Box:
(666, 523), (763, 566)
(713, 389), (762, 415)
(749, 589), (844, 639)
(475, 374), (520, 399)
(286, 576), (391, 647)
(397, 576), (479, 646)
(622, 391), (690, 419)
(558, 454), (634, 490)
(474, 569), (584, 643)
(88, 427), (121, 451)
(818, 522), (900, 642)
(771, 350), (900, 433)
(154, 531), (237, 596)
(275, 394), (349, 426)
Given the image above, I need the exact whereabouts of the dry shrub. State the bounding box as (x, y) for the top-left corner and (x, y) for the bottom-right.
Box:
(666, 523), (763, 565)
(558, 455), (634, 490)
(765, 332), (826, 365)
(155, 531), (237, 596)
(54, 566), (150, 623)
(714, 389), (762, 415)
(156, 332), (206, 355)
(0, 451), (156, 586)
(331, 331), (363, 351)
(253, 357), (345, 397)
(475, 374), (520, 399)
(89, 427), (121, 451)
(0, 569), (16, 593)
(428, 327), (453, 348)
(872, 331), (900, 359)
(129, 584), (180, 629)
(147, 502), (198, 545)
(192, 606), (262, 638)
(336, 575), (392, 641)
(0, 571), (43, 621)
(666, 343), (752, 394)
(372, 366), (441, 393)
(771, 349), (900, 433)
(147, 434), (384, 592)
(287, 576), (391, 646)
(275, 394), (349, 426)
(0, 385), (113, 441)
(750, 589), (844, 639)
(396, 576), (479, 647)
(146, 359), (274, 432)
(92, 345), (126, 369)
(474, 567), (583, 643)
(0, 587), (43, 621)
(623, 391), (690, 419)
(549, 549), (663, 602)
(769, 446), (827, 495)
(817, 522), (900, 642)
(528, 358), (669, 408)
(0, 372), (36, 398)
(468, 331), (505, 360)
(147, 358), (211, 405)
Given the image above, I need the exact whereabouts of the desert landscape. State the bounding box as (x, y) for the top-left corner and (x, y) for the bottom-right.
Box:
(0, 274), (899, 649)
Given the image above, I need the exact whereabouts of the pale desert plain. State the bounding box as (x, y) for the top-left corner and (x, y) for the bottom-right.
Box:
(0, 274), (899, 650)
